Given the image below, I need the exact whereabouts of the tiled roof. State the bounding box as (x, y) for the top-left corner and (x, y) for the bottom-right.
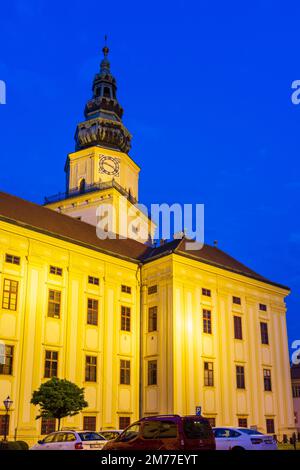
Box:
(0, 191), (289, 289)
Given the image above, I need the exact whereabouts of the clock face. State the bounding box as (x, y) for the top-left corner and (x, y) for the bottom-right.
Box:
(99, 155), (120, 176)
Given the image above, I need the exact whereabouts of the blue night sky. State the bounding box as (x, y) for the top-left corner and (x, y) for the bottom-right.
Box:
(0, 1), (300, 349)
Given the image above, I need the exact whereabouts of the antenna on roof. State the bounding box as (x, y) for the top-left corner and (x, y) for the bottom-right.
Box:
(213, 240), (218, 247)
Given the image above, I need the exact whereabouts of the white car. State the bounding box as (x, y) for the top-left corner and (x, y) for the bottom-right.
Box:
(213, 427), (277, 450)
(30, 430), (107, 450)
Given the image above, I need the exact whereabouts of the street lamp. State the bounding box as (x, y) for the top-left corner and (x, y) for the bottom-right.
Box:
(3, 396), (13, 441)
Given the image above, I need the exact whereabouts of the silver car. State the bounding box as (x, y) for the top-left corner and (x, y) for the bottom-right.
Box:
(30, 430), (107, 450)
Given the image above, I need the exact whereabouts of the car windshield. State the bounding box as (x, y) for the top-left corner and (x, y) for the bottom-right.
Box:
(101, 431), (120, 440)
(78, 432), (105, 441)
(237, 428), (263, 435)
(183, 419), (212, 439)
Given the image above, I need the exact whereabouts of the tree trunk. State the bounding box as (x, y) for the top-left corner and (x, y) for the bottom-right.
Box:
(58, 417), (61, 431)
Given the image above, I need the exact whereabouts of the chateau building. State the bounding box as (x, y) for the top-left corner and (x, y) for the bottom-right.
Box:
(0, 44), (295, 444)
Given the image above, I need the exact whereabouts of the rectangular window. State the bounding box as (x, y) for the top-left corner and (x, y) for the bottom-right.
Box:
(48, 290), (61, 318)
(203, 309), (212, 334)
(83, 416), (96, 431)
(2, 279), (18, 311)
(5, 254), (20, 265)
(234, 316), (243, 340)
(148, 360), (157, 385)
(148, 285), (157, 295)
(0, 345), (14, 375)
(204, 362), (214, 387)
(259, 303), (267, 311)
(41, 417), (56, 435)
(233, 296), (241, 305)
(264, 369), (272, 391)
(0, 415), (10, 436)
(207, 417), (216, 427)
(121, 285), (131, 294)
(120, 359), (131, 385)
(85, 356), (97, 382)
(87, 298), (98, 325)
(292, 385), (300, 398)
(88, 276), (99, 286)
(236, 365), (245, 389)
(119, 416), (130, 430)
(260, 322), (269, 345)
(148, 306), (158, 332)
(238, 418), (248, 428)
(44, 350), (58, 378)
(202, 288), (211, 297)
(266, 418), (275, 434)
(121, 306), (131, 332)
(49, 265), (62, 276)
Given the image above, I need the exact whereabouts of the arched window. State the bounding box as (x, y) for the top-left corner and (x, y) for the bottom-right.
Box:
(79, 178), (86, 194)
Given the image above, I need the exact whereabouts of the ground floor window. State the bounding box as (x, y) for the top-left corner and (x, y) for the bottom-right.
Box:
(238, 418), (248, 428)
(41, 417), (56, 435)
(83, 416), (96, 431)
(119, 416), (131, 430)
(0, 415), (9, 436)
(266, 418), (275, 434)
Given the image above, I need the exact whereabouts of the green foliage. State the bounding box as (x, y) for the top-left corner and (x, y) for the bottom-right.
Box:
(31, 377), (88, 427)
(0, 440), (29, 450)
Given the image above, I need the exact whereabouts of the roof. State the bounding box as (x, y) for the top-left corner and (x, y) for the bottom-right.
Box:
(0, 191), (289, 290)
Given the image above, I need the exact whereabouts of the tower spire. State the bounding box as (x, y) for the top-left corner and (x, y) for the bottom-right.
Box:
(74, 39), (132, 153)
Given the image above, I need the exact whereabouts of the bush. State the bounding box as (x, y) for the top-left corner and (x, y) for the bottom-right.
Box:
(0, 440), (29, 450)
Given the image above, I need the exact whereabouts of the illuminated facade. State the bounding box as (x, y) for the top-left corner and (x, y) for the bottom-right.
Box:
(0, 44), (295, 444)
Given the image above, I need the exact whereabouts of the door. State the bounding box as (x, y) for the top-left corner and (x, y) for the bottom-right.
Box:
(214, 428), (232, 450)
(111, 424), (141, 450)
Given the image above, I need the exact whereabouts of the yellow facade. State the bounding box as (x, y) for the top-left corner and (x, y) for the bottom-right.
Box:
(0, 42), (296, 445)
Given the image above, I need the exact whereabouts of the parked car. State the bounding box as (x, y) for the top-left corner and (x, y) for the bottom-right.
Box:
(99, 430), (123, 441)
(213, 427), (277, 450)
(103, 415), (215, 450)
(30, 430), (107, 450)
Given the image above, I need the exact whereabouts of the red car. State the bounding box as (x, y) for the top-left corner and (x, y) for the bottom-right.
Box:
(103, 415), (216, 451)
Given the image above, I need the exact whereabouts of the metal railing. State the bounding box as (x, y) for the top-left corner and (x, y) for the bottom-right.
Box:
(44, 180), (137, 205)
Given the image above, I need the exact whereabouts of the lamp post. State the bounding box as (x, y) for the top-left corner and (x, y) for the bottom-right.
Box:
(3, 396), (13, 441)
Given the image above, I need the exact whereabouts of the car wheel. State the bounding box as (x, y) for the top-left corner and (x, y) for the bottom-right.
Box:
(231, 446), (245, 451)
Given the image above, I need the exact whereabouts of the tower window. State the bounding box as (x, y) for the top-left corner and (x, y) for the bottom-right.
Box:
(103, 87), (111, 98)
(233, 296), (241, 305)
(259, 303), (267, 311)
(79, 179), (86, 194)
(266, 419), (275, 434)
(263, 369), (272, 391)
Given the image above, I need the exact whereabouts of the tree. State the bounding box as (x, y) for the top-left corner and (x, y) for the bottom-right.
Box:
(31, 377), (88, 431)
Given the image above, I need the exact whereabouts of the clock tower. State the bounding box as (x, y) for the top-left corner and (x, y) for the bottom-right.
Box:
(45, 42), (155, 242)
